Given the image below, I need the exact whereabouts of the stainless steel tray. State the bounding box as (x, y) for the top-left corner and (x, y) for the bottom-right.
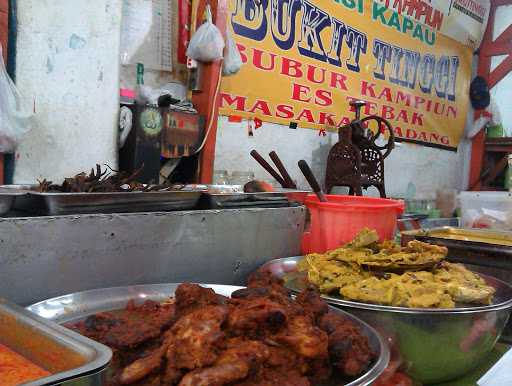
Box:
(28, 283), (389, 386)
(402, 227), (512, 271)
(1, 299), (111, 386)
(200, 189), (309, 209)
(0, 185), (30, 215)
(260, 256), (512, 384)
(21, 190), (202, 215)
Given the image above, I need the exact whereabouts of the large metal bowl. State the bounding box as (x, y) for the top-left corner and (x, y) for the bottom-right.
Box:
(260, 256), (512, 385)
(27, 283), (389, 386)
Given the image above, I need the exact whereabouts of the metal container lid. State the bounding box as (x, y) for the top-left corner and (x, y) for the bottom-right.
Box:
(0, 299), (111, 385)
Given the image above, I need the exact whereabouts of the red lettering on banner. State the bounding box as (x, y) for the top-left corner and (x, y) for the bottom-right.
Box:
(307, 65), (326, 84)
(281, 57), (303, 78)
(253, 48), (276, 71)
(221, 93), (247, 111)
(361, 81), (377, 98)
(329, 72), (348, 91)
(297, 109), (315, 123)
(292, 83), (312, 102)
(339, 116), (351, 126)
(276, 104), (295, 119)
(418, 131), (428, 142)
(406, 129), (417, 139)
(319, 112), (336, 126)
(394, 126), (404, 137)
(396, 91), (412, 107)
(382, 105), (395, 120)
(315, 90), (333, 106)
(412, 112), (424, 126)
(414, 96), (426, 109)
(430, 132), (440, 142)
(249, 100), (272, 116)
(396, 109), (409, 123)
(441, 136), (449, 145)
(378, 87), (393, 103)
(237, 43), (248, 64)
(447, 106), (457, 119)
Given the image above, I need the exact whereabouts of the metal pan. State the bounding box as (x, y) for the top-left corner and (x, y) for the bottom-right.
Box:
(260, 256), (512, 384)
(402, 227), (512, 271)
(1, 299), (111, 386)
(28, 283), (389, 386)
(0, 185), (31, 215)
(200, 189), (309, 209)
(19, 190), (202, 215)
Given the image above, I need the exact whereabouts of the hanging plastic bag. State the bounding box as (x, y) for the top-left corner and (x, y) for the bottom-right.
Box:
(0, 46), (33, 153)
(223, 29), (243, 76)
(186, 5), (225, 63)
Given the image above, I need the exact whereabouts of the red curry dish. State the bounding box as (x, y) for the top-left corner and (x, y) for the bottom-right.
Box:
(0, 343), (51, 386)
(68, 272), (374, 386)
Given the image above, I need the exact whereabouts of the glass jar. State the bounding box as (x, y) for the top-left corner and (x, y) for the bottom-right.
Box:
(230, 171), (255, 186)
(213, 170), (229, 185)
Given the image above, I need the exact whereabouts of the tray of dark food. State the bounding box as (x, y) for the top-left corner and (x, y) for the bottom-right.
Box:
(28, 274), (389, 386)
(11, 165), (204, 215)
(200, 181), (309, 209)
(402, 227), (512, 271)
(259, 229), (512, 384)
(1, 298), (111, 385)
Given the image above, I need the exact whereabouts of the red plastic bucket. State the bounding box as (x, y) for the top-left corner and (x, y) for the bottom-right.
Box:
(303, 194), (404, 254)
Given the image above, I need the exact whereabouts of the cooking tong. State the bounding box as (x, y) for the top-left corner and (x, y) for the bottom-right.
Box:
(250, 150), (297, 189)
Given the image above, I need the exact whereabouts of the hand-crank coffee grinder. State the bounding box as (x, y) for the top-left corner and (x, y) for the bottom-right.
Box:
(325, 100), (395, 198)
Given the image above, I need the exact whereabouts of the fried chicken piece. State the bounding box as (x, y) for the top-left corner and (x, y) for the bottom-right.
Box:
(119, 344), (167, 385)
(172, 305), (228, 369)
(174, 283), (225, 318)
(275, 315), (329, 359)
(178, 341), (269, 386)
(227, 298), (287, 337)
(236, 367), (311, 386)
(247, 270), (286, 289)
(319, 312), (374, 377)
(162, 340), (182, 385)
(295, 286), (329, 322)
(70, 300), (175, 350)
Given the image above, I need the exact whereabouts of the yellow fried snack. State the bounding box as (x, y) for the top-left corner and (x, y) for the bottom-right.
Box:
(434, 262), (495, 305)
(298, 229), (495, 308)
(340, 272), (455, 308)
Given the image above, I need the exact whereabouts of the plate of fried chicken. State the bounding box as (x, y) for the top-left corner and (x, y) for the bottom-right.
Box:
(27, 272), (389, 386)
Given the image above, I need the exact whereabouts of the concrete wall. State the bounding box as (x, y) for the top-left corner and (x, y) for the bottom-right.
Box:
(214, 116), (469, 199)
(13, 0), (122, 184)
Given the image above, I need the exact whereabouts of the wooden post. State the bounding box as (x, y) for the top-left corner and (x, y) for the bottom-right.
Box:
(191, 0), (228, 184)
(469, 0), (512, 190)
(0, 0), (8, 185)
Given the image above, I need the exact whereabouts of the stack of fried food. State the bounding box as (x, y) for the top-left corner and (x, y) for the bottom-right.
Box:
(69, 272), (374, 386)
(298, 229), (496, 308)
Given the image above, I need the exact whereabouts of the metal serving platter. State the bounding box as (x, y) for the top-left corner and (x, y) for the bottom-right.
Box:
(402, 227), (512, 270)
(22, 191), (202, 215)
(28, 283), (389, 386)
(1, 299), (111, 386)
(260, 256), (512, 384)
(200, 189), (310, 209)
(0, 185), (30, 215)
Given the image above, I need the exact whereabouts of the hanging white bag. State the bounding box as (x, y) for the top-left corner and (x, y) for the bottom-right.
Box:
(186, 5), (225, 63)
(0, 46), (33, 153)
(223, 29), (243, 76)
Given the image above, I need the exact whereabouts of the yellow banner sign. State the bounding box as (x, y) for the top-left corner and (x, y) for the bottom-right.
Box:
(219, 0), (473, 149)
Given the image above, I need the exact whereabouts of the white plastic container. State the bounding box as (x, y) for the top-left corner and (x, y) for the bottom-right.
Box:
(459, 191), (512, 230)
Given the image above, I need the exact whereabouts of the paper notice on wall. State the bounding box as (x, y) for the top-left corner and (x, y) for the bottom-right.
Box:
(120, 0), (173, 72)
(375, 0), (490, 49)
